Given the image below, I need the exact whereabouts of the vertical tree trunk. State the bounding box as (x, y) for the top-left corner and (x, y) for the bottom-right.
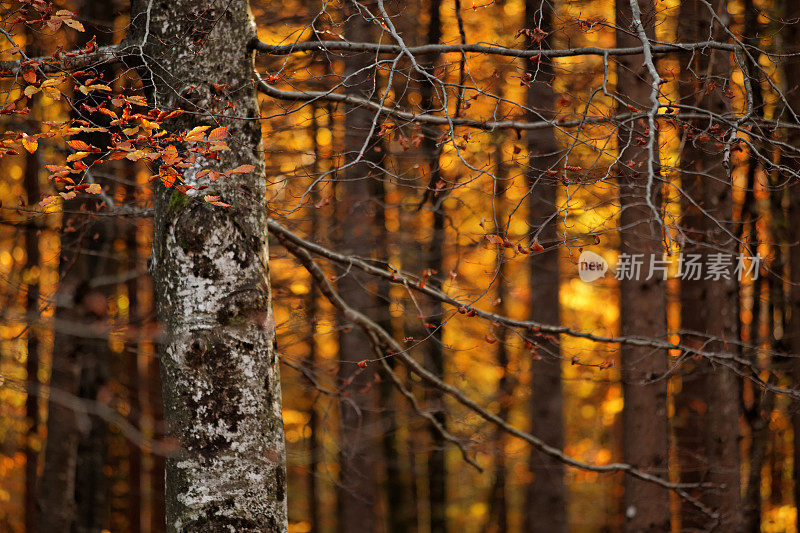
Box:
(134, 1), (288, 530)
(150, 355), (167, 533)
(614, 0), (670, 530)
(23, 148), (41, 533)
(784, 1), (800, 530)
(307, 102), (322, 533)
(487, 156), (511, 533)
(676, 0), (742, 529)
(127, 211), (142, 533)
(335, 3), (382, 531)
(37, 2), (118, 526)
(419, 1), (448, 530)
(522, 1), (567, 531)
(741, 1), (769, 529)
(373, 174), (411, 533)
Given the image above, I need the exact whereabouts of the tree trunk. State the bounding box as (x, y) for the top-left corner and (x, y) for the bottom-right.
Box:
(150, 355), (167, 533)
(37, 2), (118, 526)
(307, 103), (322, 533)
(127, 207), (142, 533)
(373, 177), (412, 533)
(785, 1), (800, 530)
(522, 0), (567, 531)
(676, 0), (742, 529)
(133, 0), (288, 530)
(23, 148), (41, 533)
(419, 1), (448, 529)
(487, 160), (511, 533)
(614, 0), (670, 530)
(335, 3), (382, 531)
(741, 1), (769, 529)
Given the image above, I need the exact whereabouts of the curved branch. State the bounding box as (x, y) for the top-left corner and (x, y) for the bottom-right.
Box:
(273, 228), (717, 520)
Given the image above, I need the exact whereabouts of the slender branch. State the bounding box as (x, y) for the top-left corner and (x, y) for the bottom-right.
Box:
(376, 355), (482, 472)
(251, 38), (740, 59)
(0, 44), (126, 76)
(266, 218), (737, 361)
(273, 228), (717, 519)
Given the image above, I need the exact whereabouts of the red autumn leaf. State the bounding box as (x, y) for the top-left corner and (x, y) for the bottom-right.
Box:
(161, 172), (176, 188)
(208, 126), (227, 141)
(228, 164), (255, 175)
(66, 139), (91, 151)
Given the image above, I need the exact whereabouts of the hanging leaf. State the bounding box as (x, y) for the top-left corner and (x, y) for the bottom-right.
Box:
(185, 126), (210, 142)
(21, 135), (38, 153)
(208, 126), (227, 141)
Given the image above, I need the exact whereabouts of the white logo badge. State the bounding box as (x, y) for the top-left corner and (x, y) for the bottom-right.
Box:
(578, 250), (608, 282)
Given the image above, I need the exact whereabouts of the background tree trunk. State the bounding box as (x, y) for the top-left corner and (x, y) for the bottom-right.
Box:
(23, 145), (40, 533)
(135, 0), (288, 530)
(37, 2), (118, 528)
(676, 0), (742, 528)
(335, 3), (383, 531)
(522, 0), (567, 530)
(784, 2), (800, 531)
(419, 1), (448, 530)
(614, 0), (670, 530)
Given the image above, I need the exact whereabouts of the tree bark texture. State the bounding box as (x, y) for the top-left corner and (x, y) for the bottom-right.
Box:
(615, 0), (670, 530)
(523, 0), (567, 531)
(134, 0), (288, 530)
(335, 2), (383, 531)
(676, 0), (742, 529)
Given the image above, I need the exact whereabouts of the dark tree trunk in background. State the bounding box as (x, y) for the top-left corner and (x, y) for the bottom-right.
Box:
(335, 3), (383, 531)
(522, 1), (567, 531)
(127, 208), (142, 533)
(37, 3), (118, 529)
(134, 0), (288, 530)
(149, 355), (166, 533)
(373, 174), (411, 533)
(487, 157), (511, 533)
(784, 1), (800, 531)
(23, 148), (41, 533)
(741, 1), (770, 530)
(419, 1), (448, 530)
(614, 0), (670, 530)
(307, 102), (323, 533)
(677, 0), (742, 529)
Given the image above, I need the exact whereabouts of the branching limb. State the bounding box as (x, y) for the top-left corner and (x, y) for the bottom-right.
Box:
(272, 224), (718, 520)
(251, 38), (740, 59)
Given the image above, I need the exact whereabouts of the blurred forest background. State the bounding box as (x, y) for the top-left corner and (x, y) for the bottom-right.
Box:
(1, 0), (799, 531)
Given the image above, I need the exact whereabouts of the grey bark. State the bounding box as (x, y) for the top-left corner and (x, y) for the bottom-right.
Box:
(614, 0), (670, 530)
(132, 0), (287, 530)
(522, 1), (567, 531)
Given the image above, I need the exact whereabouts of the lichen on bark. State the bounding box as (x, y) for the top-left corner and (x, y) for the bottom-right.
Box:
(131, 1), (287, 530)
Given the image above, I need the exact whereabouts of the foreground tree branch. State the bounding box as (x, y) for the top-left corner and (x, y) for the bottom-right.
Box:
(273, 226), (719, 521)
